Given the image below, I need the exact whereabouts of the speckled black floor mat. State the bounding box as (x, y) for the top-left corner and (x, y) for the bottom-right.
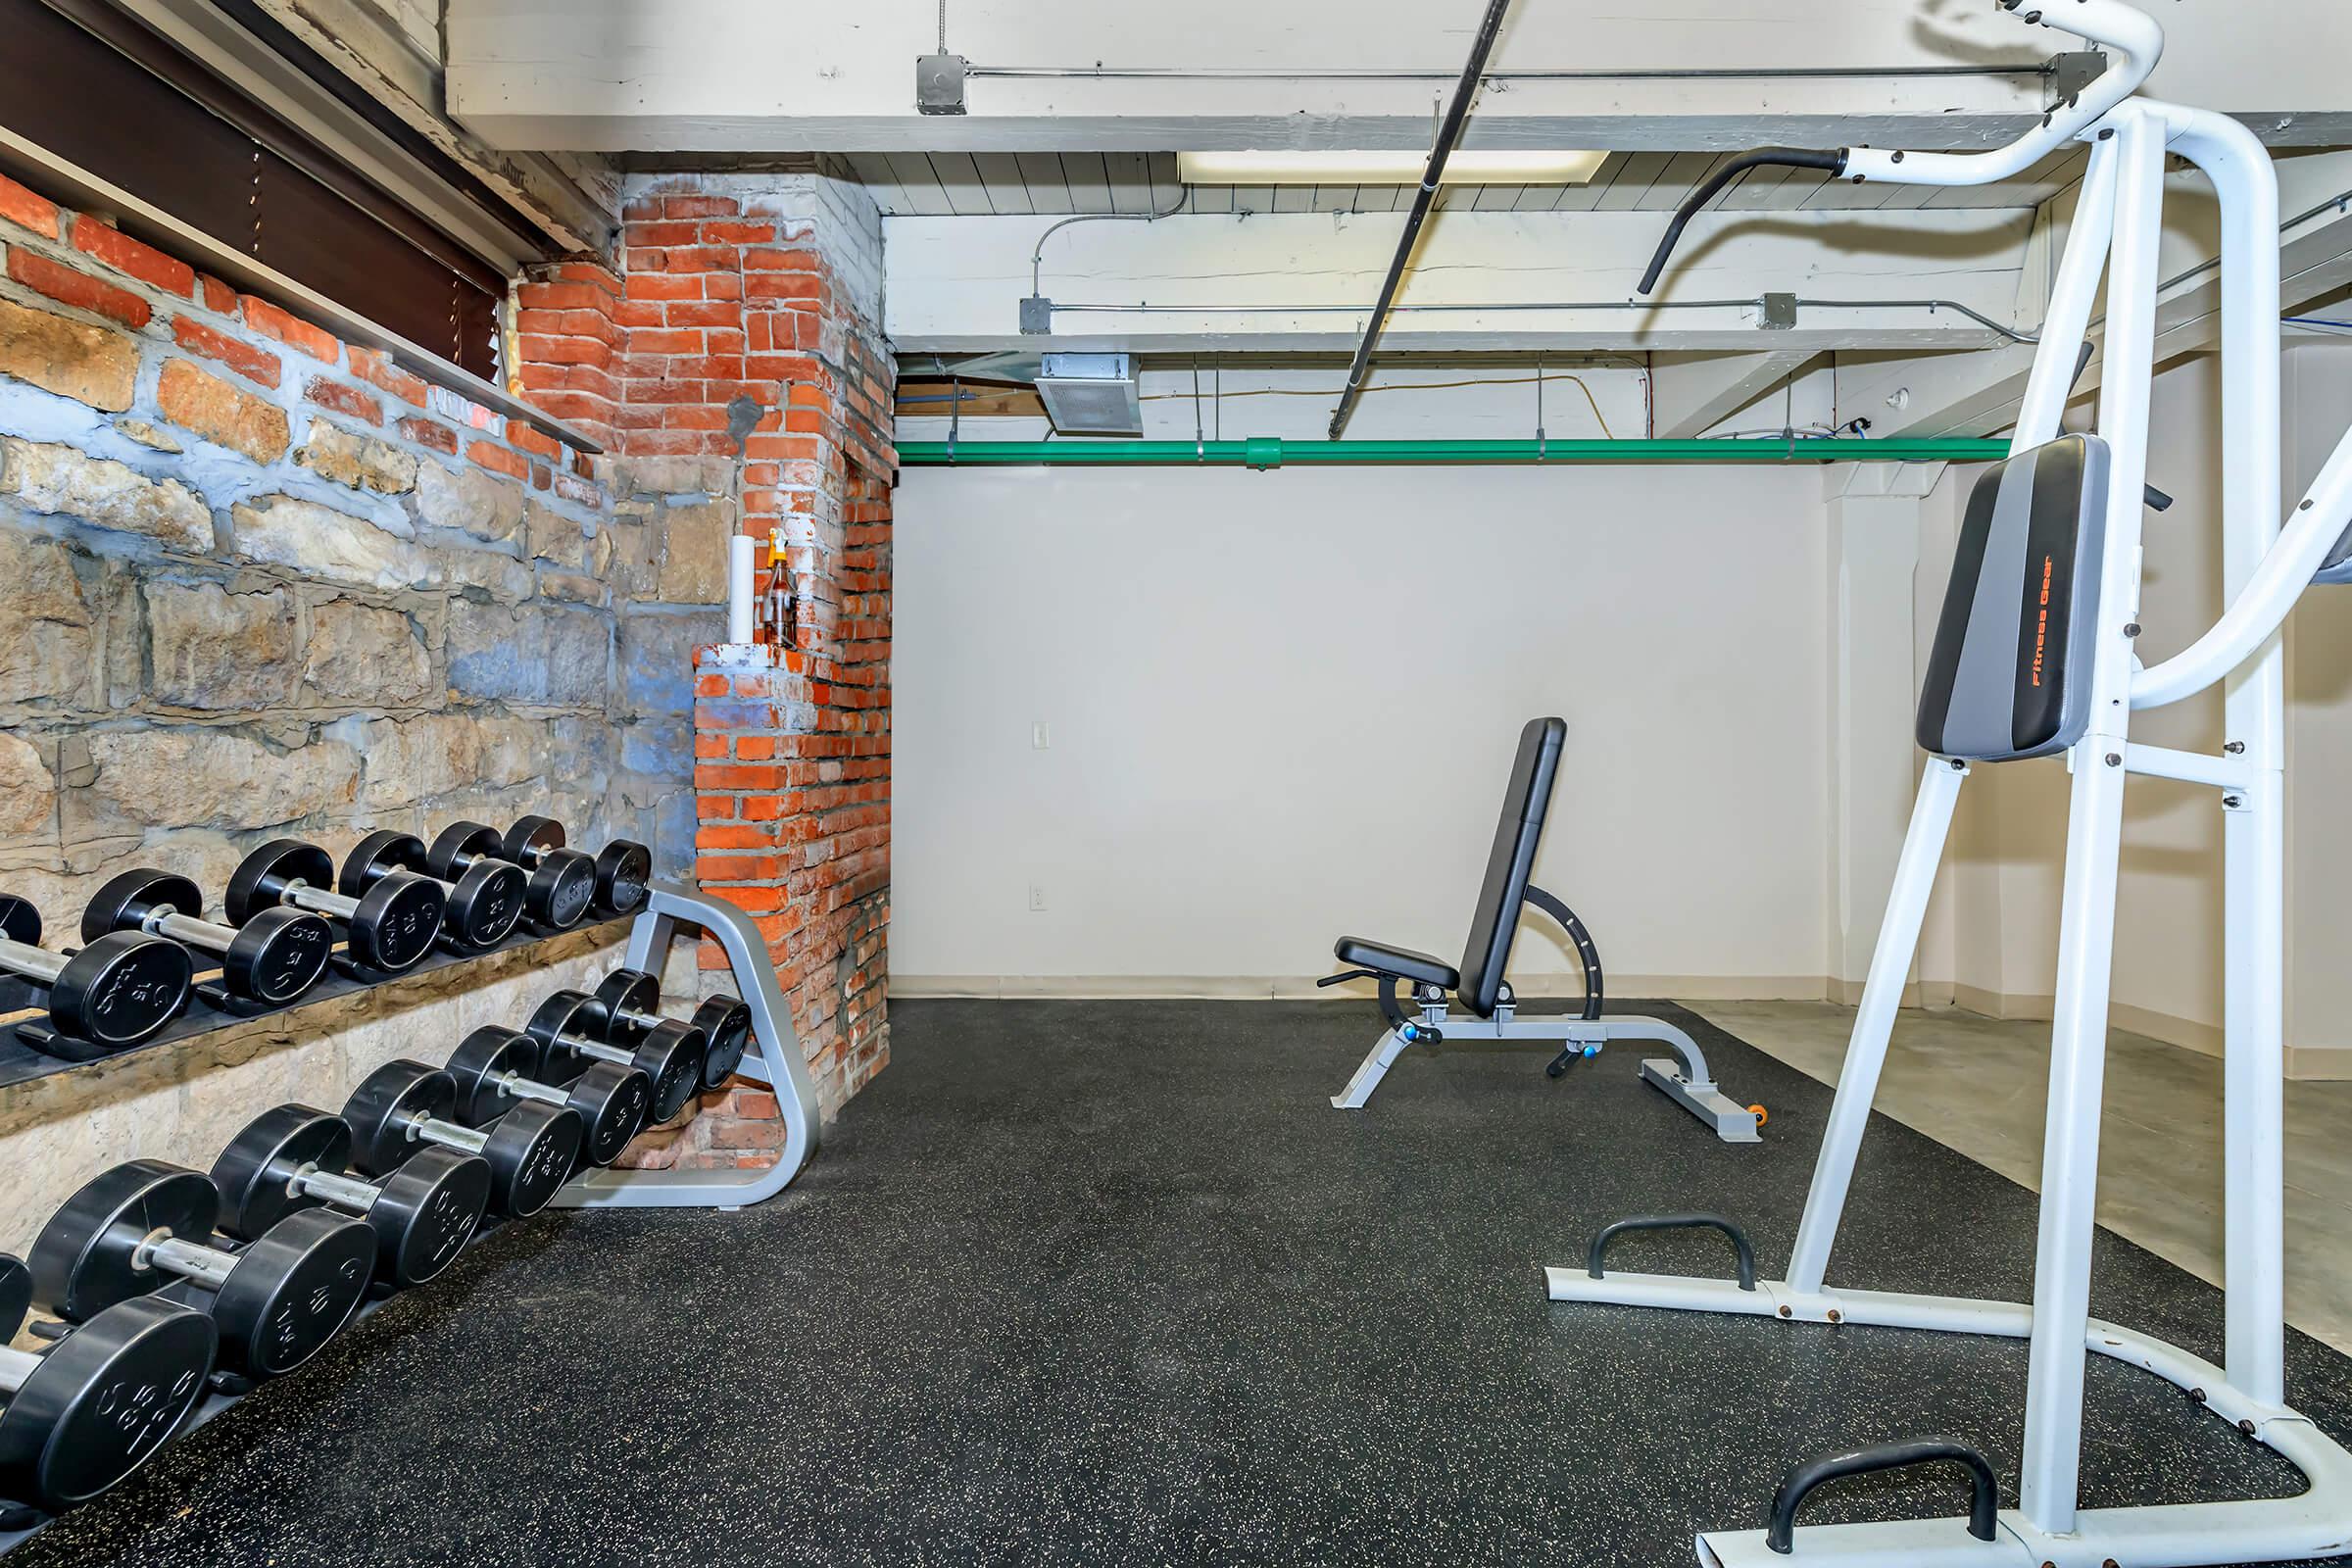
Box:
(13, 999), (2351, 1567)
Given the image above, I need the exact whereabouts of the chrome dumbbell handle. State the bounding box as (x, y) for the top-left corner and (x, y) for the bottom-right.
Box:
(0, 938), (68, 985)
(393, 1109), (490, 1157)
(130, 1235), (236, 1292)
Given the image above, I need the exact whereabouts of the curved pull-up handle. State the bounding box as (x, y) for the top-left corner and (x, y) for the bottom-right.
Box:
(1586, 1213), (1756, 1291)
(1637, 148), (1846, 295)
(1767, 1439), (2000, 1554)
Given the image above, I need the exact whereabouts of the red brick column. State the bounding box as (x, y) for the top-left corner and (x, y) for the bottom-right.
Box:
(511, 174), (893, 1154)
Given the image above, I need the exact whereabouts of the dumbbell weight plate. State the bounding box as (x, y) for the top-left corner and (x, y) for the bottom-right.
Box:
(220, 908), (332, 1004)
(369, 1149), (489, 1288)
(210, 1207), (373, 1378)
(584, 970), (662, 1046)
(481, 1106), (583, 1218)
(497, 814), (566, 868)
(448, 1029), (649, 1168)
(423, 823), (506, 885)
(0, 1296), (216, 1511)
(212, 1106), (352, 1239)
(342, 1064), (461, 1177)
(53, 934), (193, 1050)
(692, 997), (753, 1089)
(0, 1256), (27, 1341)
(29, 1163), (220, 1324)
(0, 895), (36, 949)
(594, 841), (652, 916)
(527, 850), (599, 930)
(348, 874), (448, 973)
(442, 859), (526, 949)
(632, 1020), (708, 1124)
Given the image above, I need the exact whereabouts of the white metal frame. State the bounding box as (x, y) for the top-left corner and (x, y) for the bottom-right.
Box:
(1331, 997), (1762, 1144)
(1547, 2), (2352, 1561)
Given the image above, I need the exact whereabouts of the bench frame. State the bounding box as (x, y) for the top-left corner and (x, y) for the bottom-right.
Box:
(1329, 996), (1761, 1143)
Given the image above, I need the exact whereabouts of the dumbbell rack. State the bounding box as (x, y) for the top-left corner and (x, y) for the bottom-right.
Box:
(0, 914), (624, 1092)
(553, 879), (820, 1207)
(0, 880), (819, 1549)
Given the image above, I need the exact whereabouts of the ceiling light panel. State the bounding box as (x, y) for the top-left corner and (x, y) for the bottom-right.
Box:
(1177, 150), (1607, 187)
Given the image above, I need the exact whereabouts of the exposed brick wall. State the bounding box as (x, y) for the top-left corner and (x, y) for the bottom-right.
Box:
(0, 169), (728, 1225)
(512, 171), (894, 1148)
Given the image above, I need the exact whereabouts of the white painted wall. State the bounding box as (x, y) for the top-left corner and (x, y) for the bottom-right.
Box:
(1919, 338), (2352, 1069)
(891, 463), (1832, 994)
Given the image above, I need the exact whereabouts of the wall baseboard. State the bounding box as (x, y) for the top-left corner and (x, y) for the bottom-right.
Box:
(889, 974), (1836, 1003)
(1924, 985), (2352, 1081)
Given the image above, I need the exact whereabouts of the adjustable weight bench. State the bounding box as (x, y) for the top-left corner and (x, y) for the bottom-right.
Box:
(1321, 716), (1762, 1144)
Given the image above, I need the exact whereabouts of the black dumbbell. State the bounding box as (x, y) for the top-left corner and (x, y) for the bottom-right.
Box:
(29, 1161), (372, 1381)
(504, 816), (651, 919)
(584, 969), (754, 1093)
(343, 1063), (582, 1220)
(226, 840), (447, 978)
(429, 821), (595, 932)
(0, 895), (191, 1060)
(341, 831), (525, 954)
(82, 869), (332, 1010)
(447, 1027), (650, 1170)
(526, 989), (705, 1125)
(0, 1253), (214, 1516)
(212, 1106), (491, 1291)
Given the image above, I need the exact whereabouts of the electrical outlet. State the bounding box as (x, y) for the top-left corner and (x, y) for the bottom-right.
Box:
(1032, 722), (1052, 750)
(1028, 883), (1047, 912)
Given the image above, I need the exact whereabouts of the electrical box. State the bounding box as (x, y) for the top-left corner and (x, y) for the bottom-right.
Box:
(916, 54), (967, 115)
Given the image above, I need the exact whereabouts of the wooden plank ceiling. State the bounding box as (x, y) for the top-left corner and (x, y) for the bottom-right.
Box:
(845, 146), (2090, 218)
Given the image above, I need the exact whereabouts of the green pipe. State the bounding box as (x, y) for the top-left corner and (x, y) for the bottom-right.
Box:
(897, 437), (2010, 468)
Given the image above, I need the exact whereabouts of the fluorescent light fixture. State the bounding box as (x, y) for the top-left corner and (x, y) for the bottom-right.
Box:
(1177, 149), (1607, 187)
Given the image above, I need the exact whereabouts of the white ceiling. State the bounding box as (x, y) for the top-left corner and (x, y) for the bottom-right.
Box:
(842, 146), (2094, 219)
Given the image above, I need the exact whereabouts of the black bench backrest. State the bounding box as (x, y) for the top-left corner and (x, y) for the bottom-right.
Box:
(1455, 716), (1568, 1017)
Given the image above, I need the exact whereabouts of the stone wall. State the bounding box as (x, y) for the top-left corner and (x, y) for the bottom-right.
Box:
(0, 169), (715, 1213)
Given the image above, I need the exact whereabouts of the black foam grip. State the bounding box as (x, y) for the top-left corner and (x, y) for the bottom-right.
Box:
(1639, 147), (1849, 295)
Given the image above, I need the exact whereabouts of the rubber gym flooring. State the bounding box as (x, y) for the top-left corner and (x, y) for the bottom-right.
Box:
(15, 999), (2352, 1567)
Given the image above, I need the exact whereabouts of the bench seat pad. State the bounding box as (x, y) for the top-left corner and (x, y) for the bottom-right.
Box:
(1334, 937), (1459, 991)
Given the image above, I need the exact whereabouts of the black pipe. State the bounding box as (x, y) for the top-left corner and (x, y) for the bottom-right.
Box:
(1325, 0), (1516, 440)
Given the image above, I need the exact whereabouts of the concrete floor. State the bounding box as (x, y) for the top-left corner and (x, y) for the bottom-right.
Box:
(1692, 1000), (2352, 1355)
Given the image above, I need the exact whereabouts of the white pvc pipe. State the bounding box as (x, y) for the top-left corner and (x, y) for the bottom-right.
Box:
(726, 534), (758, 644)
(1841, 0), (2164, 188)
